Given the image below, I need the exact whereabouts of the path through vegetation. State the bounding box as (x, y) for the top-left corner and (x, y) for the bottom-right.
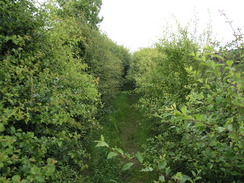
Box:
(121, 94), (140, 154)
(102, 92), (150, 183)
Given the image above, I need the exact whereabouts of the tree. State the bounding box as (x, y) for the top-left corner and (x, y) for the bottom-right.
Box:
(57, 0), (103, 29)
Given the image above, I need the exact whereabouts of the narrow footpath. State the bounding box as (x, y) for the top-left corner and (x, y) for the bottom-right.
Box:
(121, 94), (140, 154)
(103, 93), (150, 183)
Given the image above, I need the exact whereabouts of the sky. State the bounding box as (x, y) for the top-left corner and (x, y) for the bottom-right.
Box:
(99, 0), (244, 51)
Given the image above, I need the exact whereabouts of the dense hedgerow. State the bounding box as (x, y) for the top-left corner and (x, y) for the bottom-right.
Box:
(0, 0), (131, 182)
(98, 24), (244, 182)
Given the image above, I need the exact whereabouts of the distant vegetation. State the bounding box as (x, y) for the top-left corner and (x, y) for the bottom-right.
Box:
(0, 0), (243, 182)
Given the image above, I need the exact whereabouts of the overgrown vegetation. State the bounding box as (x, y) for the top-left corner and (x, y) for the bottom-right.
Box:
(0, 0), (130, 182)
(0, 0), (243, 182)
(97, 21), (244, 183)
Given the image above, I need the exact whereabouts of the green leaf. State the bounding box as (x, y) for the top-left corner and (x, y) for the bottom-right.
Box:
(195, 114), (204, 121)
(0, 123), (5, 132)
(174, 110), (182, 116)
(57, 141), (62, 147)
(159, 175), (165, 182)
(96, 141), (109, 147)
(180, 175), (193, 183)
(227, 124), (233, 131)
(158, 160), (167, 170)
(214, 54), (224, 60)
(226, 60), (234, 67)
(12, 175), (21, 182)
(216, 96), (223, 104)
(195, 122), (205, 128)
(185, 122), (191, 130)
(140, 167), (153, 172)
(191, 171), (197, 177)
(165, 167), (171, 175)
(173, 172), (183, 181)
(31, 166), (40, 175)
(115, 148), (124, 155)
(47, 158), (55, 165)
(181, 106), (187, 115)
(217, 127), (224, 133)
(35, 175), (44, 182)
(46, 165), (55, 174)
(122, 162), (134, 171)
(135, 152), (144, 163)
(107, 152), (118, 159)
(101, 134), (104, 141)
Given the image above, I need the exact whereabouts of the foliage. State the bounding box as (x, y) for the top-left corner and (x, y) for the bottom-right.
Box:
(0, 0), (132, 182)
(57, 0), (103, 29)
(1, 1), (243, 182)
(55, 0), (132, 105)
(141, 52), (244, 182)
(78, 28), (131, 104)
(0, 0), (101, 182)
(135, 26), (244, 182)
(97, 24), (244, 182)
(217, 11), (244, 72)
(127, 48), (160, 89)
(0, 0), (45, 56)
